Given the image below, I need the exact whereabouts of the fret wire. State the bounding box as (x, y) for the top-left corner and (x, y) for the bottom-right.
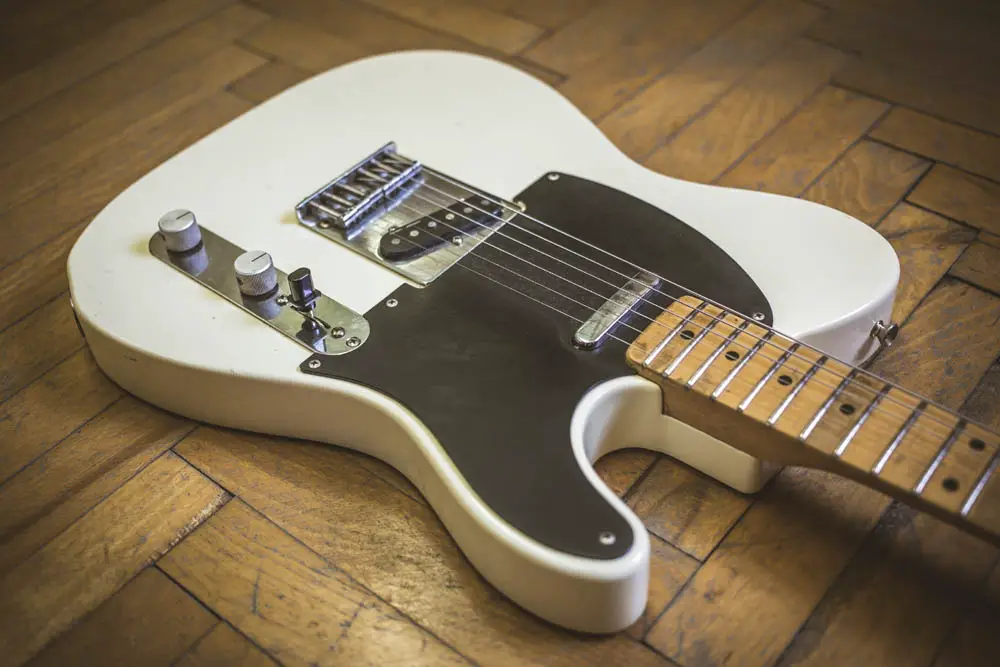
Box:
(738, 344), (800, 413)
(642, 302), (707, 367)
(835, 383), (892, 457)
(961, 450), (1000, 517)
(768, 356), (827, 426)
(800, 369), (857, 441)
(913, 420), (966, 494)
(872, 401), (928, 474)
(663, 310), (723, 377)
(712, 332), (774, 399)
(688, 321), (749, 388)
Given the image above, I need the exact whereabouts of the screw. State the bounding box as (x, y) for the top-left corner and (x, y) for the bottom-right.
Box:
(390, 238), (401, 245)
(463, 207), (472, 214)
(409, 229), (419, 237)
(451, 236), (462, 246)
(427, 220), (437, 228)
(307, 359), (321, 369)
(445, 213), (455, 220)
(276, 295), (288, 306)
(752, 312), (766, 321)
(331, 327), (345, 338)
(346, 336), (361, 348)
(515, 200), (527, 211)
(547, 173), (560, 181)
(318, 221), (331, 229)
(386, 298), (398, 308)
(599, 531), (616, 546)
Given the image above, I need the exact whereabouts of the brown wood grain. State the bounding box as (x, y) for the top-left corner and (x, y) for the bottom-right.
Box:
(599, 0), (824, 161)
(0, 0), (233, 124)
(227, 61), (311, 104)
(802, 140), (930, 226)
(963, 360), (1000, 431)
(875, 203), (977, 324)
(930, 564), (1000, 667)
(644, 40), (848, 184)
(174, 428), (676, 667)
(0, 452), (227, 666)
(465, 0), (598, 30)
(25, 568), (218, 667)
(627, 535), (699, 640)
(0, 298), (83, 403)
(175, 622), (278, 667)
(908, 165), (1000, 236)
(0, 397), (193, 574)
(160, 499), (471, 667)
(0, 224), (78, 331)
(870, 107), (1000, 184)
(0, 349), (121, 485)
(719, 86), (888, 194)
(950, 232), (1000, 296)
(593, 449), (658, 496)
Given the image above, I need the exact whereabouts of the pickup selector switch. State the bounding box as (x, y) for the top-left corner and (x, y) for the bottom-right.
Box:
(234, 250), (278, 297)
(157, 209), (202, 253)
(288, 267), (321, 311)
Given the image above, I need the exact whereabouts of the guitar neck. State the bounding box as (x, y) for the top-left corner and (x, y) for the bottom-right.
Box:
(626, 296), (1000, 547)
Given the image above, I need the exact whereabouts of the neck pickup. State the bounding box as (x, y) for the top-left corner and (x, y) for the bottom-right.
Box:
(626, 296), (1000, 548)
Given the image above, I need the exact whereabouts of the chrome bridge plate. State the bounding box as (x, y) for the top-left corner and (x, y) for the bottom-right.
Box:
(150, 227), (369, 356)
(295, 142), (519, 286)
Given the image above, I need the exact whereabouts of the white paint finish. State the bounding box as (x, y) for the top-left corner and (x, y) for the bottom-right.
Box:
(67, 50), (900, 633)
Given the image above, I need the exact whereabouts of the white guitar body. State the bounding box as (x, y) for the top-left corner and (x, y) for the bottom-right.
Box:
(68, 51), (899, 633)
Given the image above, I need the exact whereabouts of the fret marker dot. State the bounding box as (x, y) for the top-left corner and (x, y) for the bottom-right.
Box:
(839, 403), (856, 416)
(725, 350), (739, 361)
(970, 438), (986, 451)
(680, 330), (695, 340)
(777, 374), (793, 386)
(942, 477), (960, 492)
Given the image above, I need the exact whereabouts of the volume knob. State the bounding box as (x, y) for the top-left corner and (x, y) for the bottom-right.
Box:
(157, 209), (202, 253)
(234, 250), (278, 297)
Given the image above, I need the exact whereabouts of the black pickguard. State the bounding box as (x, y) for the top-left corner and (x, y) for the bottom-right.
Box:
(302, 173), (771, 560)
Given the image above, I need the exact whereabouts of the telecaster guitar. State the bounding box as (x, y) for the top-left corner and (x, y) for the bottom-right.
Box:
(67, 51), (1000, 634)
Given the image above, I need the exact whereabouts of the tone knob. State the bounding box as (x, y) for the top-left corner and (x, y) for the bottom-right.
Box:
(157, 209), (202, 253)
(234, 250), (278, 297)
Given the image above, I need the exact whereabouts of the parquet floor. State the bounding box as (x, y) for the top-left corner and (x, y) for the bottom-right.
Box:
(2, 1), (1000, 665)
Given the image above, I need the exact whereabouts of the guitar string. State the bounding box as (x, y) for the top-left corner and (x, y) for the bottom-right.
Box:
(390, 197), (958, 444)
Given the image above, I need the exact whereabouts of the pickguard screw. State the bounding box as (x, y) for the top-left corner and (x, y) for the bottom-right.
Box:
(599, 531), (616, 546)
(346, 336), (361, 348)
(331, 327), (345, 338)
(318, 221), (331, 229)
(547, 173), (560, 181)
(386, 298), (398, 308)
(752, 312), (766, 321)
(515, 200), (527, 211)
(276, 295), (288, 306)
(451, 236), (462, 245)
(307, 359), (321, 369)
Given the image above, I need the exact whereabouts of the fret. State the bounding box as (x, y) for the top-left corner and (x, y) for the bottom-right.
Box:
(642, 301), (706, 368)
(834, 382), (891, 457)
(962, 449), (1000, 517)
(737, 343), (800, 412)
(767, 356), (827, 426)
(799, 369), (856, 441)
(711, 332), (774, 399)
(687, 321), (749, 387)
(872, 401), (927, 474)
(664, 310), (722, 377)
(914, 420), (965, 494)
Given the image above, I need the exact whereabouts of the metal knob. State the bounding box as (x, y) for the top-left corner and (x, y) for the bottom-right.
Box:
(234, 251), (278, 297)
(288, 267), (320, 310)
(157, 209), (202, 253)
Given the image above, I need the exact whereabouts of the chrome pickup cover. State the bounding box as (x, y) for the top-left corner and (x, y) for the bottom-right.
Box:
(295, 142), (519, 286)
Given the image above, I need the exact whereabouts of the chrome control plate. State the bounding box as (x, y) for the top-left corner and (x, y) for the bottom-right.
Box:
(150, 227), (369, 356)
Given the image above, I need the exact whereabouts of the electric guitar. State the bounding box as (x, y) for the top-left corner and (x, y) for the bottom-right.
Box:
(67, 50), (1000, 634)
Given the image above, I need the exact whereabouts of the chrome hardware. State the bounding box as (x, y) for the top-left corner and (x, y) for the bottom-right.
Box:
(157, 209), (202, 253)
(870, 320), (899, 351)
(385, 298), (398, 308)
(598, 531), (616, 546)
(573, 272), (659, 350)
(150, 223), (368, 356)
(752, 312), (766, 322)
(295, 142), (519, 285)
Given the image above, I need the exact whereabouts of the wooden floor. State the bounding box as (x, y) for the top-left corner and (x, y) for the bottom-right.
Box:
(1, 0), (1000, 665)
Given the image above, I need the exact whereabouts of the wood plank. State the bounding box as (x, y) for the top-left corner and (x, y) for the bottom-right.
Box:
(0, 92), (252, 269)
(719, 85), (888, 195)
(159, 499), (471, 667)
(0, 224), (79, 331)
(0, 397), (192, 574)
(931, 564), (1000, 667)
(553, 0), (759, 120)
(875, 203), (976, 324)
(0, 298), (82, 403)
(175, 428), (676, 666)
(0, 349), (121, 486)
(0, 452), (227, 666)
(227, 61), (311, 104)
(870, 107), (1000, 184)
(775, 503), (997, 667)
(593, 449), (658, 496)
(626, 534), (699, 640)
(600, 0), (824, 161)
(174, 622), (277, 667)
(0, 45), (266, 215)
(644, 40), (848, 184)
(802, 140), (930, 226)
(950, 232), (1000, 295)
(0, 3), (267, 169)
(962, 359), (1000, 431)
(874, 279), (1000, 409)
(466, 0), (599, 30)
(237, 18), (369, 74)
(626, 458), (750, 560)
(362, 0), (544, 54)
(26, 568), (218, 667)
(0, 0), (234, 125)
(908, 165), (1000, 236)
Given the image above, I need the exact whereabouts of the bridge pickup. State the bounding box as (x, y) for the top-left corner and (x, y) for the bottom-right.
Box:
(378, 196), (505, 262)
(573, 271), (660, 349)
